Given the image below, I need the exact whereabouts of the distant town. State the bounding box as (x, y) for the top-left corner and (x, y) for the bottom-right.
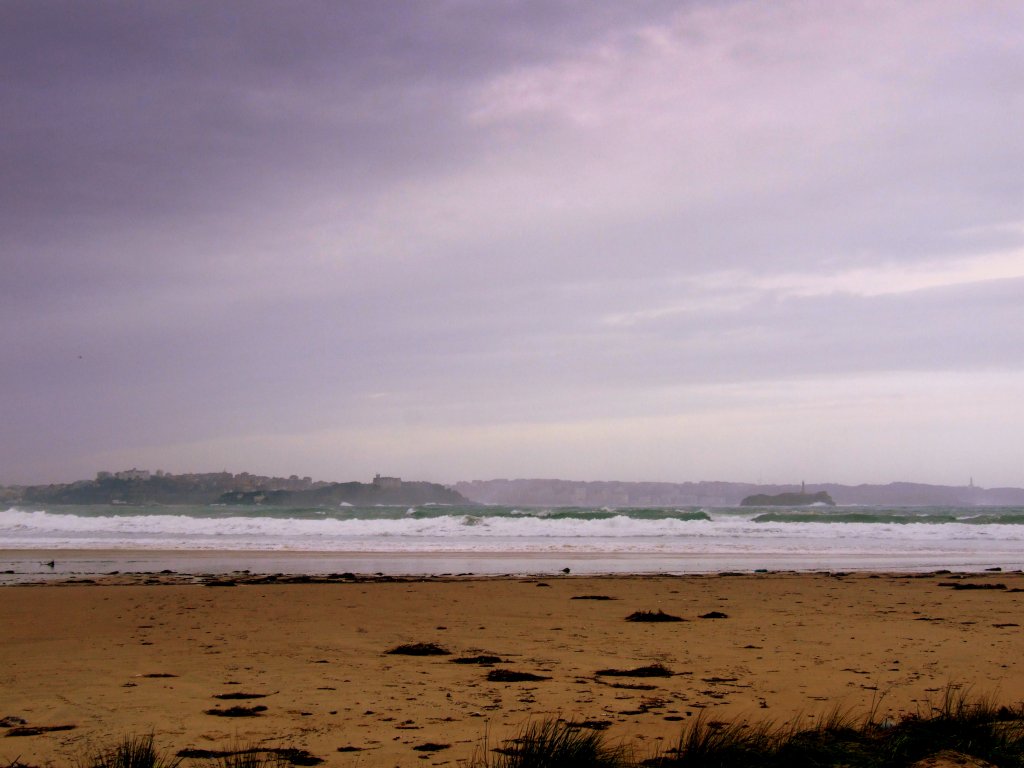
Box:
(2, 471), (1024, 507)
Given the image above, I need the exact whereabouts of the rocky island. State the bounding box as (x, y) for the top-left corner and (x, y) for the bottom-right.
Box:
(740, 490), (836, 507)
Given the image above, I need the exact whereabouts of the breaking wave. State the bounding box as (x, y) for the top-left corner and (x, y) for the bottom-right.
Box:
(2, 504), (1024, 557)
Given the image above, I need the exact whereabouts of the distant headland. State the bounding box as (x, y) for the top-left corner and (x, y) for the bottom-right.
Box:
(453, 478), (1024, 507)
(4, 471), (1024, 508)
(0, 470), (469, 507)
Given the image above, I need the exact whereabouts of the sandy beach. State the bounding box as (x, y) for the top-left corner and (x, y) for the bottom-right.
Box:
(2, 570), (1023, 767)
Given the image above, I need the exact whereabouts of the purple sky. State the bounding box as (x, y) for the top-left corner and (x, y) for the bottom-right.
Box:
(3, 1), (1023, 487)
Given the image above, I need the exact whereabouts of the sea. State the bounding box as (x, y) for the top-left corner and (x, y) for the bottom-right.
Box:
(2, 502), (1024, 582)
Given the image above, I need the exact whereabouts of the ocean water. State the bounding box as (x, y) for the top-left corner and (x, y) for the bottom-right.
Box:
(2, 503), (1024, 578)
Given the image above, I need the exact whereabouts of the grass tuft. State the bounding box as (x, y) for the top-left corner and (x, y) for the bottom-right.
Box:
(67, 688), (1024, 768)
(82, 734), (182, 768)
(878, 686), (1024, 767)
(473, 687), (1024, 768)
(476, 719), (631, 768)
(651, 687), (1024, 768)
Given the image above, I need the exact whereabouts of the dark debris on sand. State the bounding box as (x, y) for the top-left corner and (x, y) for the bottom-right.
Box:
(938, 582), (1007, 590)
(487, 669), (551, 682)
(451, 655), (504, 665)
(596, 680), (658, 691)
(178, 747), (322, 766)
(4, 725), (76, 737)
(204, 705), (268, 717)
(385, 642), (452, 656)
(565, 720), (613, 731)
(626, 610), (685, 622)
(596, 664), (675, 678)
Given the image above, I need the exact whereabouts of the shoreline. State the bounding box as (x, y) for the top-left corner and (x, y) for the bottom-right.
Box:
(3, 548), (1022, 585)
(3, 570), (1023, 767)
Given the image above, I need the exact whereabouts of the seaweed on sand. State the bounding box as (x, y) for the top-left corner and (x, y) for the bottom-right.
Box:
(178, 746), (322, 767)
(203, 706), (267, 718)
(412, 743), (450, 752)
(6, 725), (76, 737)
(595, 664), (675, 678)
(487, 669), (551, 683)
(625, 610), (684, 623)
(385, 642), (451, 656)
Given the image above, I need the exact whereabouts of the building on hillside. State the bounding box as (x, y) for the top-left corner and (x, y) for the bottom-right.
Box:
(372, 474), (402, 490)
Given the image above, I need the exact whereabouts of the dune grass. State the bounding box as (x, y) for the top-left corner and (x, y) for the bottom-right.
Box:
(473, 688), (1024, 768)
(79, 734), (182, 768)
(34, 688), (1024, 768)
(474, 718), (632, 768)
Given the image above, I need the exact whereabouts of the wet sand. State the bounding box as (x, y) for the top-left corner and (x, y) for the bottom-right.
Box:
(2, 570), (1023, 767)
(4, 548), (1017, 584)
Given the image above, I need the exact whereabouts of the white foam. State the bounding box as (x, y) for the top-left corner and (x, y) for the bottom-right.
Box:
(2, 506), (1024, 563)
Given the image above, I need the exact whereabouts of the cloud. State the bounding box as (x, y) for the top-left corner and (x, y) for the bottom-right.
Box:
(1, 0), (1022, 484)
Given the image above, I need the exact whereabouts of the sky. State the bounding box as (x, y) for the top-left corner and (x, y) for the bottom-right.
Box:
(2, 0), (1023, 488)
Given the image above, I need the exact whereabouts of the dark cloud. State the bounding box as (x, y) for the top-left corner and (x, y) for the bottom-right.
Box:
(1, 1), (1022, 484)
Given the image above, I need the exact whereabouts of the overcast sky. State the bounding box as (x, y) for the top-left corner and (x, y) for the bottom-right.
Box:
(2, 0), (1022, 487)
